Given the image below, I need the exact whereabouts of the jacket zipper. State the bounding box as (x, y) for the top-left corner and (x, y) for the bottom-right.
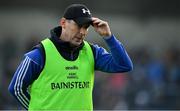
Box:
(70, 51), (74, 60)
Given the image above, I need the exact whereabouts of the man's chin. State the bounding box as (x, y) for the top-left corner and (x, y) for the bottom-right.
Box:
(70, 41), (82, 47)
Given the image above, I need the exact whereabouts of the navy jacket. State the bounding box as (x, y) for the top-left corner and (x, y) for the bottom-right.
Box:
(8, 26), (133, 109)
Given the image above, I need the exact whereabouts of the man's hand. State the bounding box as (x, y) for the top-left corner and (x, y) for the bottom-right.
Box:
(92, 17), (112, 37)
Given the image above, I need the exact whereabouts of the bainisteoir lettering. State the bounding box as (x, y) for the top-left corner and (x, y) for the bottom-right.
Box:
(51, 81), (90, 90)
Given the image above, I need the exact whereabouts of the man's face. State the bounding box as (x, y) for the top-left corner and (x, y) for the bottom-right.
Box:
(63, 19), (90, 46)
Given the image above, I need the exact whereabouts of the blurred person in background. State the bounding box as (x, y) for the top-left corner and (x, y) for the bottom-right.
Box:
(8, 4), (133, 110)
(162, 47), (180, 109)
(1, 35), (20, 109)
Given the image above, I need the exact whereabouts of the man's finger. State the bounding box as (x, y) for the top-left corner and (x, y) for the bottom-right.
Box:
(98, 22), (106, 26)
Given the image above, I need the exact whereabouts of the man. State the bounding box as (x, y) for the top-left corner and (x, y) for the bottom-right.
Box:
(8, 4), (133, 110)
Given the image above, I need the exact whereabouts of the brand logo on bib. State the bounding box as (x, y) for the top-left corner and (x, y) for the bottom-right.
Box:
(65, 65), (78, 70)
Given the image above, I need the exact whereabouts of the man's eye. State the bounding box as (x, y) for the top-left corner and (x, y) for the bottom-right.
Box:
(82, 24), (90, 29)
(85, 24), (90, 29)
(77, 24), (90, 29)
(77, 25), (82, 28)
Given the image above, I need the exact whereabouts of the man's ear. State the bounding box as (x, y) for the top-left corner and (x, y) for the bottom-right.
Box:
(60, 18), (66, 28)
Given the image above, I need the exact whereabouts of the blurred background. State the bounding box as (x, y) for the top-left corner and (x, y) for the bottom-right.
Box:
(0, 0), (180, 110)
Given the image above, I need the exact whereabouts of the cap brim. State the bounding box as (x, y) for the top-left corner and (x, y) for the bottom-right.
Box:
(74, 17), (93, 26)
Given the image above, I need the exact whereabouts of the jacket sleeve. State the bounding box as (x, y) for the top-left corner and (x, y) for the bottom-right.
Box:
(93, 34), (133, 73)
(8, 48), (43, 109)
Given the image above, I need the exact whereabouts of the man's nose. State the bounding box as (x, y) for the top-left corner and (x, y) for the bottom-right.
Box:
(80, 27), (88, 35)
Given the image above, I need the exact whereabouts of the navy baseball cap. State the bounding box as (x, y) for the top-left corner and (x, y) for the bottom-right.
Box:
(63, 4), (92, 26)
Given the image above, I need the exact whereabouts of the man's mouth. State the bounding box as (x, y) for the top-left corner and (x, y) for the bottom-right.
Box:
(75, 36), (82, 40)
(74, 37), (82, 42)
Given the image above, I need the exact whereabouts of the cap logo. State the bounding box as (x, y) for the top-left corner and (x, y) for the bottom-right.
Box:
(82, 8), (91, 15)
